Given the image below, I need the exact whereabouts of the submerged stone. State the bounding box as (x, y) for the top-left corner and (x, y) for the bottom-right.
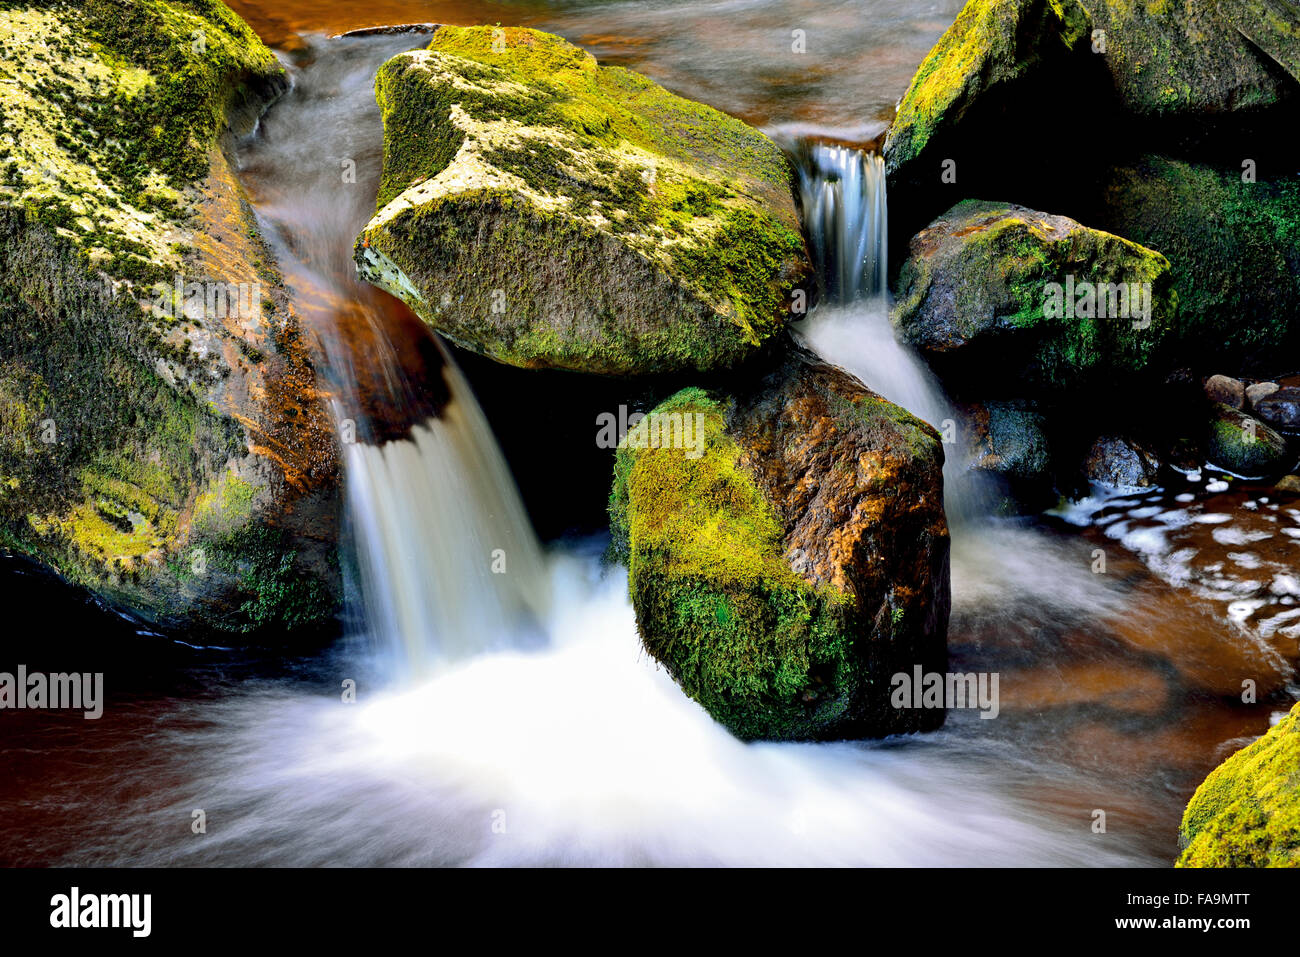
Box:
(608, 347), (950, 741)
(355, 26), (811, 376)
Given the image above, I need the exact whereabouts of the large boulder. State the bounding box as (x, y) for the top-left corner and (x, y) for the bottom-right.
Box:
(1100, 156), (1300, 372)
(355, 26), (810, 376)
(1078, 0), (1300, 117)
(883, 0), (1093, 197)
(883, 0), (1300, 239)
(1178, 701), (1300, 867)
(892, 200), (1175, 393)
(608, 347), (950, 741)
(0, 1), (340, 634)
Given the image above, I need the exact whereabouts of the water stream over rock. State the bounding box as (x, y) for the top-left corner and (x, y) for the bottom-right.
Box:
(0, 4), (1291, 869)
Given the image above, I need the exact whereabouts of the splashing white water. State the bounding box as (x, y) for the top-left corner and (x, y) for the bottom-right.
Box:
(82, 549), (1150, 868)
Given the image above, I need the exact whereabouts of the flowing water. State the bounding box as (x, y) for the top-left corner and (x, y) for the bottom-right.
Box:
(0, 2), (1294, 868)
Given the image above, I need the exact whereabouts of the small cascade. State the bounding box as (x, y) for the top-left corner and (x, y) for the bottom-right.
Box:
(786, 140), (991, 522)
(791, 141), (889, 302)
(238, 33), (549, 673)
(343, 363), (550, 673)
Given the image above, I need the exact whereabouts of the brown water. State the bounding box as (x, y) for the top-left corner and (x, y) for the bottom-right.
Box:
(0, 1), (1294, 867)
(226, 0), (964, 141)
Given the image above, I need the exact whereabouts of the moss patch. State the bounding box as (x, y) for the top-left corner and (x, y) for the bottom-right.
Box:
(892, 199), (1175, 391)
(357, 26), (809, 375)
(1101, 155), (1300, 370)
(609, 388), (863, 739)
(1179, 702), (1300, 867)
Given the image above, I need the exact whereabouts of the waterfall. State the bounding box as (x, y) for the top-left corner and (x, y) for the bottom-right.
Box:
(238, 33), (549, 673)
(787, 140), (989, 522)
(791, 142), (889, 302)
(343, 366), (550, 673)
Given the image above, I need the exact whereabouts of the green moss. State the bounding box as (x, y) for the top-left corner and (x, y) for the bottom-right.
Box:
(0, 1), (285, 282)
(1076, 0), (1292, 116)
(885, 0), (1090, 174)
(892, 199), (1176, 389)
(0, 5), (334, 636)
(1102, 156), (1300, 366)
(1204, 404), (1292, 479)
(201, 523), (337, 634)
(608, 387), (867, 740)
(359, 26), (808, 375)
(1178, 702), (1300, 867)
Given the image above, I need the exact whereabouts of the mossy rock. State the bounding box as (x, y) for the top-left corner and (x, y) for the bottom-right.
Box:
(1077, 0), (1300, 117)
(1100, 155), (1300, 373)
(1178, 701), (1300, 867)
(892, 200), (1175, 394)
(883, 0), (1092, 186)
(0, 1), (340, 636)
(882, 0), (1299, 236)
(608, 347), (951, 741)
(355, 25), (811, 376)
(1205, 403), (1292, 479)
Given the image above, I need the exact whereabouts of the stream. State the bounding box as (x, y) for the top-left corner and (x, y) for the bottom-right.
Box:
(0, 0), (1295, 868)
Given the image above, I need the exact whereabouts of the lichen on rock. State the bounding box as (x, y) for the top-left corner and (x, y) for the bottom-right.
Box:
(355, 25), (811, 376)
(608, 347), (950, 741)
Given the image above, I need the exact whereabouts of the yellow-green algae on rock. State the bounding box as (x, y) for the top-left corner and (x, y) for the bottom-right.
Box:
(608, 349), (950, 741)
(1178, 701), (1300, 867)
(0, 1), (340, 634)
(355, 25), (811, 376)
(883, 0), (1090, 181)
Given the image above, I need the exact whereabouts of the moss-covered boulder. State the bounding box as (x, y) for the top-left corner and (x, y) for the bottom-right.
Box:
(0, 1), (340, 635)
(883, 0), (1092, 192)
(355, 25), (810, 376)
(1100, 155), (1300, 372)
(1205, 404), (1293, 479)
(1178, 701), (1300, 867)
(882, 0), (1300, 237)
(892, 200), (1175, 394)
(1079, 0), (1300, 117)
(608, 347), (950, 741)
